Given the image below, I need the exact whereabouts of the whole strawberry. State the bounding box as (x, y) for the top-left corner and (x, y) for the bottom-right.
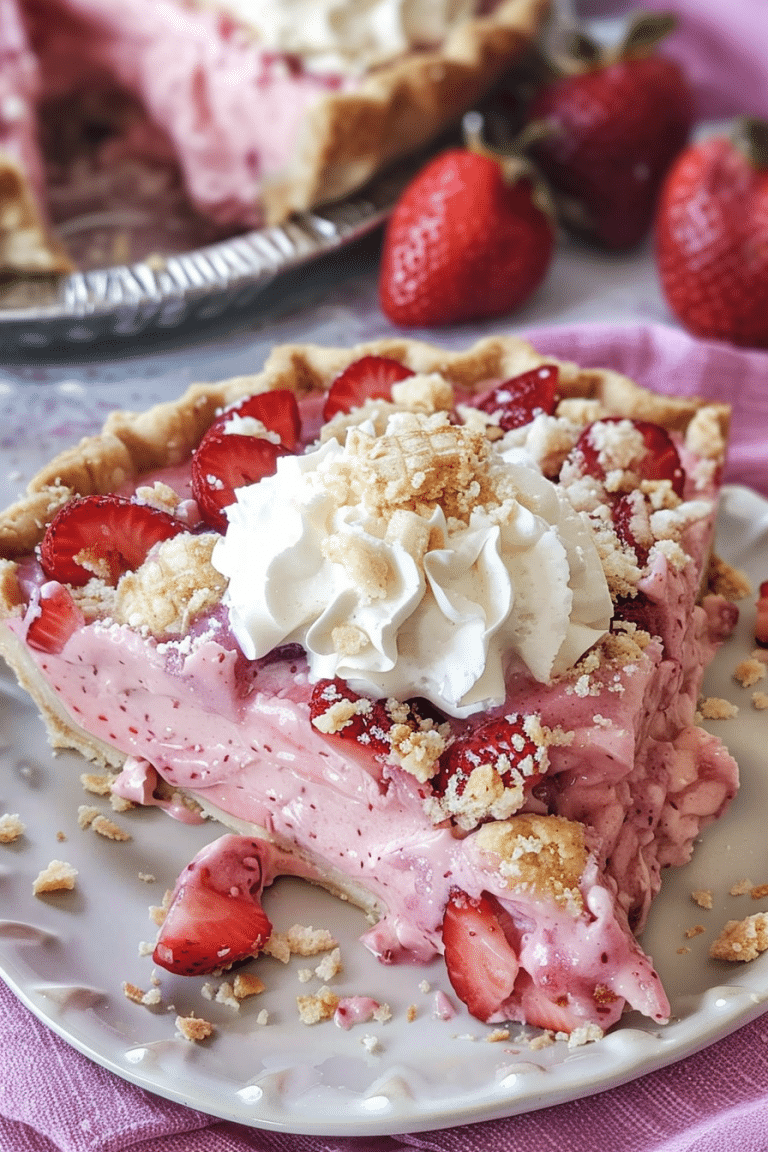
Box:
(379, 115), (554, 327)
(655, 118), (768, 347)
(526, 12), (694, 249)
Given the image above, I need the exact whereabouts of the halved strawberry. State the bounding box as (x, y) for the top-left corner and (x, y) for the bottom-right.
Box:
(756, 581), (768, 647)
(153, 834), (272, 976)
(432, 713), (547, 827)
(473, 365), (559, 431)
(213, 389), (301, 449)
(26, 581), (85, 654)
(39, 494), (185, 587)
(322, 356), (415, 421)
(441, 888), (519, 1022)
(574, 417), (685, 497)
(612, 492), (651, 568)
(191, 425), (289, 533)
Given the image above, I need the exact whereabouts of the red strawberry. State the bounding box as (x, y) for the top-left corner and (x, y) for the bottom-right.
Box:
(322, 356), (414, 421)
(214, 389), (301, 449)
(655, 118), (768, 347)
(26, 581), (85, 654)
(526, 13), (693, 249)
(379, 120), (554, 327)
(153, 834), (272, 976)
(473, 364), (559, 431)
(191, 424), (290, 533)
(432, 713), (547, 828)
(573, 417), (685, 498)
(39, 494), (185, 587)
(756, 581), (768, 647)
(309, 678), (392, 760)
(441, 889), (519, 1022)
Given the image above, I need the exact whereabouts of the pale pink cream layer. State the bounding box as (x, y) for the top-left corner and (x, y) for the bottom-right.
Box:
(10, 505), (736, 1032)
(22, 0), (349, 227)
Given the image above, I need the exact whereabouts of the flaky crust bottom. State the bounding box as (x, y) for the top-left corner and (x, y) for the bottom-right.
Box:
(0, 152), (74, 278)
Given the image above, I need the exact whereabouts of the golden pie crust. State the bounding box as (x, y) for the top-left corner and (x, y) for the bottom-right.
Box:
(0, 152), (74, 278)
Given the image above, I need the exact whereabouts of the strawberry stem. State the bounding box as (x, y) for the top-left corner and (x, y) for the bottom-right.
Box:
(461, 112), (558, 223)
(732, 116), (768, 170)
(620, 11), (677, 58)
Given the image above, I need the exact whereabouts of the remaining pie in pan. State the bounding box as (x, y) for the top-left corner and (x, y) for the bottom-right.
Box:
(0, 0), (550, 277)
(0, 334), (739, 1037)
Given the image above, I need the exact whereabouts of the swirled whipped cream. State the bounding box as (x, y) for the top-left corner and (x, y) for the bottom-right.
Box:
(215, 0), (477, 75)
(213, 406), (613, 718)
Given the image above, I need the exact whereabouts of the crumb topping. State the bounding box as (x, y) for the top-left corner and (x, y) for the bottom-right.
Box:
(710, 913), (768, 962)
(175, 1013), (215, 1042)
(472, 814), (587, 915)
(32, 859), (77, 894)
(0, 812), (25, 843)
(297, 986), (340, 1024)
(114, 532), (227, 637)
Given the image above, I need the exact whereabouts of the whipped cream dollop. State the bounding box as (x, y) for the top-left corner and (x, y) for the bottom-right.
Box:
(215, 0), (477, 74)
(213, 408), (613, 719)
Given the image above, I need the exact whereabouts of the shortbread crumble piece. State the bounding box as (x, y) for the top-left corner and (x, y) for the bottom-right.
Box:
(297, 986), (340, 1024)
(175, 1013), (215, 1042)
(751, 884), (768, 900)
(80, 772), (113, 796)
(313, 947), (343, 982)
(263, 924), (337, 963)
(710, 913), (768, 962)
(113, 533), (227, 637)
(707, 555), (752, 601)
(730, 879), (753, 896)
(753, 692), (768, 711)
(691, 889), (713, 910)
(0, 813), (24, 843)
(734, 658), (766, 689)
(33, 860), (77, 894)
(699, 697), (739, 720)
(91, 815), (132, 841)
(684, 925), (704, 939)
(233, 973), (266, 1000)
(122, 982), (162, 1007)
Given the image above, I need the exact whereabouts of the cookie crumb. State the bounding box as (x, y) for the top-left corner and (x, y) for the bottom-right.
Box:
(122, 982), (162, 1007)
(486, 1027), (510, 1042)
(710, 913), (768, 962)
(175, 1013), (215, 1042)
(730, 878), (753, 896)
(528, 1031), (555, 1051)
(406, 1004), (418, 1022)
(297, 986), (340, 1024)
(734, 658), (767, 689)
(80, 772), (113, 796)
(77, 805), (100, 829)
(138, 872), (156, 883)
(314, 947), (342, 981)
(91, 814), (132, 841)
(233, 973), (265, 1000)
(32, 859), (77, 894)
(684, 925), (705, 939)
(0, 812), (25, 843)
(264, 924), (337, 963)
(361, 1033), (380, 1053)
(677, 946), (691, 955)
(255, 1009), (269, 1026)
(751, 884), (768, 900)
(691, 889), (713, 910)
(752, 691), (768, 710)
(699, 697), (739, 720)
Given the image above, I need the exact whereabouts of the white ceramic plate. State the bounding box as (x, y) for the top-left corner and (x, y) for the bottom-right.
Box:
(0, 484), (767, 1137)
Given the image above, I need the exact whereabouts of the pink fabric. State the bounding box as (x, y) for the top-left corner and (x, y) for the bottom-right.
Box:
(576, 0), (768, 120)
(2, 320), (768, 1150)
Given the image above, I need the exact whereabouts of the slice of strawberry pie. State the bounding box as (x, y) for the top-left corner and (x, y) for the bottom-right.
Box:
(0, 335), (739, 1037)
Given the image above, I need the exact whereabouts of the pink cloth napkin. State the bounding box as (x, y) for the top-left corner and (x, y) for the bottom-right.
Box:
(2, 319), (768, 1152)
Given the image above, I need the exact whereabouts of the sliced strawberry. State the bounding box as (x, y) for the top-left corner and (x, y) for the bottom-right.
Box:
(322, 356), (415, 421)
(153, 834), (272, 976)
(442, 889), (519, 1022)
(309, 678), (393, 761)
(191, 425), (289, 533)
(26, 581), (85, 654)
(473, 365), (559, 432)
(39, 494), (185, 587)
(213, 389), (301, 449)
(432, 714), (547, 828)
(756, 581), (768, 647)
(574, 417), (685, 498)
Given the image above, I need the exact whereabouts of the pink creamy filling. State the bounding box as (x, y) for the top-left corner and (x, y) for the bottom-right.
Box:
(21, 0), (350, 227)
(9, 392), (739, 1033)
